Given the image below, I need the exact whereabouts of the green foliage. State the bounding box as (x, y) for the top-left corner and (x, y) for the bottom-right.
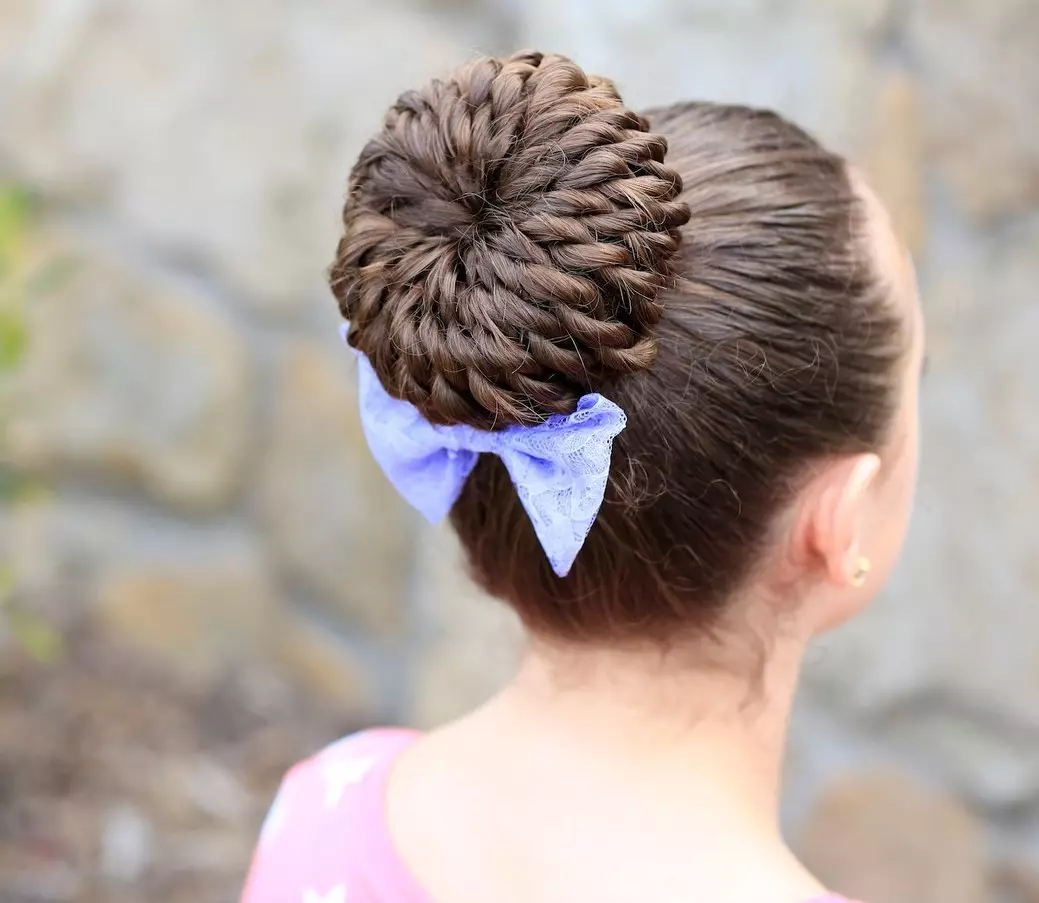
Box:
(0, 183), (62, 663)
(0, 564), (63, 664)
(0, 308), (27, 370)
(0, 184), (33, 372)
(0, 187), (32, 262)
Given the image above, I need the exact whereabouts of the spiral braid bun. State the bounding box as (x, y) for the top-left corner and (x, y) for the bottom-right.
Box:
(330, 51), (691, 429)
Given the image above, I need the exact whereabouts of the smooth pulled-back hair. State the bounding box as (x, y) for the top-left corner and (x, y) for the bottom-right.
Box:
(331, 51), (906, 643)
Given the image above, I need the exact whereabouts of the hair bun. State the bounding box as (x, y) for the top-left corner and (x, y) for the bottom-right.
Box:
(331, 50), (691, 429)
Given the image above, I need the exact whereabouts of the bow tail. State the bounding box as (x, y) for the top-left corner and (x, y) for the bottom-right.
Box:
(505, 461), (598, 579)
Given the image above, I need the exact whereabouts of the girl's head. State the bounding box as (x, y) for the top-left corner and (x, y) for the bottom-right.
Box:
(331, 51), (924, 652)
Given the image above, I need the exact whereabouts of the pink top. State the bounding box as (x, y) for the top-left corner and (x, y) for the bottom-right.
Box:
(241, 728), (855, 903)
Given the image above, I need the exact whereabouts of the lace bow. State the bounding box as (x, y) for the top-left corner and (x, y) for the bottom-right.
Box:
(345, 326), (625, 577)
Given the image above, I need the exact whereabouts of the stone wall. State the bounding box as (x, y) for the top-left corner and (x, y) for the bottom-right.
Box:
(0, 1), (1036, 901)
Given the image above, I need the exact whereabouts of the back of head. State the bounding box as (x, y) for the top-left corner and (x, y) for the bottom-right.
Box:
(331, 51), (906, 643)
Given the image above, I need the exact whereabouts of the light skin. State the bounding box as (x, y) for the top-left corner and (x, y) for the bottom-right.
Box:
(386, 177), (925, 903)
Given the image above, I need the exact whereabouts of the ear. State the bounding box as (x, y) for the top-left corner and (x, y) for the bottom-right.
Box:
(804, 453), (882, 588)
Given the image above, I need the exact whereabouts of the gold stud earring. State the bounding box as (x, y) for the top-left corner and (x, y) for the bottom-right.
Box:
(851, 557), (872, 587)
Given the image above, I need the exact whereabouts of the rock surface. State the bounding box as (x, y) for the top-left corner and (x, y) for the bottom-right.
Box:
(259, 341), (416, 635)
(0, 232), (251, 510)
(797, 772), (987, 903)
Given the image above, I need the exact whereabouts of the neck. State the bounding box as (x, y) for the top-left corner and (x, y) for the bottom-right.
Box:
(472, 624), (809, 831)
(401, 616), (828, 903)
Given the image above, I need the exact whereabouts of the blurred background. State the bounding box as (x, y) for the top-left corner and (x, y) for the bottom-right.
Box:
(0, 1), (1036, 901)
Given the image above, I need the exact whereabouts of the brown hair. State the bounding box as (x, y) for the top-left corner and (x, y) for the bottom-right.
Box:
(331, 51), (906, 643)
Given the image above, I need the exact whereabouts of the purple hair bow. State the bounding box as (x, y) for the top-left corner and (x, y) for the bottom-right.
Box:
(346, 328), (626, 577)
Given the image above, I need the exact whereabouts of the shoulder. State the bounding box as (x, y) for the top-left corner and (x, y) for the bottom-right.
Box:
(241, 728), (420, 903)
(267, 727), (417, 827)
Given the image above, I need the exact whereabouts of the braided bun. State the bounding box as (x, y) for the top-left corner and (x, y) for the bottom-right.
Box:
(330, 50), (691, 429)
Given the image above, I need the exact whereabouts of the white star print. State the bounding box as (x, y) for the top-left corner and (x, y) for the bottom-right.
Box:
(303, 884), (346, 903)
(322, 756), (375, 808)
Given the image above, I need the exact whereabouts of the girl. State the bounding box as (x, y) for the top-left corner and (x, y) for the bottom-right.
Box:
(242, 50), (924, 903)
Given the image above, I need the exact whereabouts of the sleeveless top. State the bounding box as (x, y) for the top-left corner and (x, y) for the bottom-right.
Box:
(241, 728), (857, 903)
